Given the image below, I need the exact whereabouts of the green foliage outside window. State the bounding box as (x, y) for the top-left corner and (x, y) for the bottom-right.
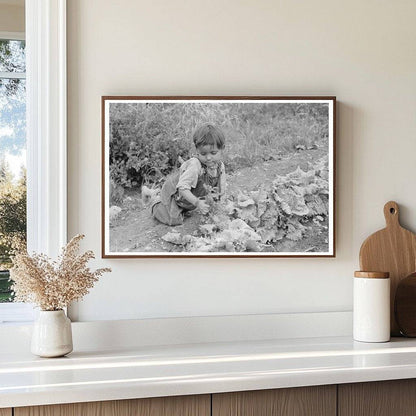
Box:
(0, 38), (27, 302)
(0, 161), (26, 302)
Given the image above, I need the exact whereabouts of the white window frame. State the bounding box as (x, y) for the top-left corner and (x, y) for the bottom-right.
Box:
(0, 0), (67, 323)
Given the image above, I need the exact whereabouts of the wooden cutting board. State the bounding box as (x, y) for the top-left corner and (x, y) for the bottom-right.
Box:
(359, 201), (416, 336)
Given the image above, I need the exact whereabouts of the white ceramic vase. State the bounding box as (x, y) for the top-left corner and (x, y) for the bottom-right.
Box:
(31, 310), (73, 357)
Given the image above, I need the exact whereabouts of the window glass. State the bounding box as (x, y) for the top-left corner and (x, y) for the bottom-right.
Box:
(0, 39), (26, 303)
(0, 39), (26, 73)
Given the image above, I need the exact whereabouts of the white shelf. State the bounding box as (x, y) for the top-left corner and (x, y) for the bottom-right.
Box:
(2, 335), (416, 408)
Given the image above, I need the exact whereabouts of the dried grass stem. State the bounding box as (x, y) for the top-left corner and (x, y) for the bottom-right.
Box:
(10, 234), (111, 310)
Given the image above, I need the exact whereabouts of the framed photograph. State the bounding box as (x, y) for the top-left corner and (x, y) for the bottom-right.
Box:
(102, 96), (336, 258)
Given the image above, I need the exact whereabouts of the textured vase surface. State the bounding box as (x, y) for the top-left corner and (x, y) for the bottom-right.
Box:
(31, 310), (73, 357)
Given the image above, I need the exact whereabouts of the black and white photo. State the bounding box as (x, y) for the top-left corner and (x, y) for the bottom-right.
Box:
(102, 97), (335, 257)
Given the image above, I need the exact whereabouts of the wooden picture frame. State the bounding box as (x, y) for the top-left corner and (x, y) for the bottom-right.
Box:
(102, 96), (336, 258)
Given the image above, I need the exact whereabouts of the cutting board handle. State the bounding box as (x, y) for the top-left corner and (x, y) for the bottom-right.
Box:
(384, 201), (400, 228)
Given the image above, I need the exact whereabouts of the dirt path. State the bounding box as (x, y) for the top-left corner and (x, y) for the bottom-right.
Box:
(109, 197), (204, 253)
(109, 148), (328, 253)
(227, 148), (326, 194)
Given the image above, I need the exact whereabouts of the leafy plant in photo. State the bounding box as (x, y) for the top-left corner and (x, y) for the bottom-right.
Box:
(109, 104), (192, 191)
(161, 157), (329, 253)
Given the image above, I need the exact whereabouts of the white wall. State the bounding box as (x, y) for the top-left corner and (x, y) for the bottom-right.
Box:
(67, 0), (416, 322)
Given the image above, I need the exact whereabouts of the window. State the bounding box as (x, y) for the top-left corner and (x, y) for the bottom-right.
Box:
(0, 33), (26, 306)
(0, 0), (67, 323)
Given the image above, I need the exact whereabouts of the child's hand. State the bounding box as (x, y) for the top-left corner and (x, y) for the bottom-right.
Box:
(196, 199), (210, 215)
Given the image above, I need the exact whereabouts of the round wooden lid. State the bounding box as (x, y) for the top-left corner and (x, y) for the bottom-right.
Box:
(354, 271), (390, 279)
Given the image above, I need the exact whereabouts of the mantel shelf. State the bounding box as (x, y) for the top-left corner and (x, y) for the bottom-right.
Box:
(2, 336), (416, 408)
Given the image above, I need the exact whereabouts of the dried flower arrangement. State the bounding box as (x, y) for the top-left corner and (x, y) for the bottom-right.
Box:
(10, 234), (111, 311)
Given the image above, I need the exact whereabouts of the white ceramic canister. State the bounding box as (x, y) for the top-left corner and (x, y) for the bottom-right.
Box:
(353, 271), (390, 343)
